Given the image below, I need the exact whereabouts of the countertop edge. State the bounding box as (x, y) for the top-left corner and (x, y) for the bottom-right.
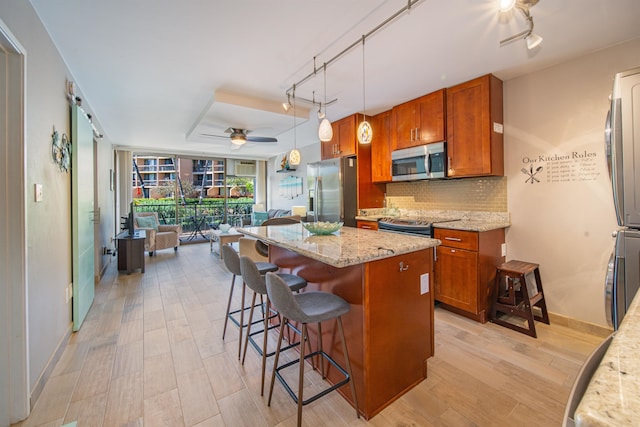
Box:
(574, 293), (640, 426)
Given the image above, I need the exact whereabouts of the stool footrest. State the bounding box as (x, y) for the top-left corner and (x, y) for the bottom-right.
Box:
(275, 350), (350, 407)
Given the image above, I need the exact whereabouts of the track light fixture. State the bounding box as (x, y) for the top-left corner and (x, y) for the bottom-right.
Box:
(499, 0), (543, 50)
(318, 62), (333, 142)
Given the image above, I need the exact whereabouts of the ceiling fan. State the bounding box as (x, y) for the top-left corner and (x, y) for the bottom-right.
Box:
(200, 127), (278, 147)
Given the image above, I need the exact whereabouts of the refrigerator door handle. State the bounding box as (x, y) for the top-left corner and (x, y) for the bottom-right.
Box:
(314, 177), (319, 222)
(608, 99), (624, 225)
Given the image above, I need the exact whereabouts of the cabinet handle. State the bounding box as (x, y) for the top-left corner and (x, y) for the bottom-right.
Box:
(410, 128), (414, 141)
(416, 127), (420, 141)
(399, 261), (409, 272)
(444, 237), (462, 242)
(361, 225), (372, 229)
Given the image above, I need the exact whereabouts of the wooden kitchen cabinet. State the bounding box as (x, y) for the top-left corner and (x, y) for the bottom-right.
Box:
(321, 114), (357, 159)
(357, 220), (379, 230)
(434, 227), (505, 323)
(446, 74), (504, 177)
(371, 110), (392, 183)
(392, 89), (446, 150)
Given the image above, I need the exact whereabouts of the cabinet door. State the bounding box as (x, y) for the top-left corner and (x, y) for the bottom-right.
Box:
(417, 89), (446, 145)
(371, 110), (392, 182)
(446, 74), (503, 177)
(338, 115), (356, 157)
(392, 100), (418, 150)
(435, 245), (478, 314)
(321, 136), (336, 160)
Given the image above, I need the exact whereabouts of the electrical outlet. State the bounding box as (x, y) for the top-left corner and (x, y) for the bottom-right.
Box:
(501, 243), (507, 257)
(420, 273), (429, 294)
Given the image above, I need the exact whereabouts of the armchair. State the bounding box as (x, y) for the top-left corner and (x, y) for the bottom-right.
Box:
(133, 212), (182, 256)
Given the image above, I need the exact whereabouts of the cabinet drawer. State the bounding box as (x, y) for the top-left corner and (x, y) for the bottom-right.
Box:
(357, 220), (379, 230)
(434, 228), (478, 251)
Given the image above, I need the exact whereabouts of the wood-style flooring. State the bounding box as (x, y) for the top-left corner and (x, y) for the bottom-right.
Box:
(13, 242), (603, 427)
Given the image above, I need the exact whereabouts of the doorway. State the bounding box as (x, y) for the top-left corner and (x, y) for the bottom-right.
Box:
(0, 20), (29, 426)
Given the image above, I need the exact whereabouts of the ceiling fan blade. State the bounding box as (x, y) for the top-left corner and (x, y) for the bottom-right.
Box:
(200, 133), (228, 140)
(246, 136), (278, 143)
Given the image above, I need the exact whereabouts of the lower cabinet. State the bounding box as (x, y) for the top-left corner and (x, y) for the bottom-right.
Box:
(434, 227), (504, 323)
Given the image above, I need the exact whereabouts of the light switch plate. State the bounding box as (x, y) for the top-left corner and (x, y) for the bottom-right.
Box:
(420, 273), (429, 294)
(34, 183), (43, 202)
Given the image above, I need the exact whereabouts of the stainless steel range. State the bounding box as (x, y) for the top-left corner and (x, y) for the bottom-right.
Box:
(378, 217), (461, 237)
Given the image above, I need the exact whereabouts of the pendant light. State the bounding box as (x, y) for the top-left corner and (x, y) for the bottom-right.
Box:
(289, 84), (301, 166)
(318, 63), (333, 142)
(357, 35), (372, 144)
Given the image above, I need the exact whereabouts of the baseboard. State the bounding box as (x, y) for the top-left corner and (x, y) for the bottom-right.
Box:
(30, 325), (72, 409)
(548, 312), (613, 338)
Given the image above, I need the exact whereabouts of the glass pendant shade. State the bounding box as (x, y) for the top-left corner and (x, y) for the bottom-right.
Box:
(357, 119), (373, 144)
(289, 148), (301, 166)
(498, 0), (516, 12)
(318, 118), (333, 142)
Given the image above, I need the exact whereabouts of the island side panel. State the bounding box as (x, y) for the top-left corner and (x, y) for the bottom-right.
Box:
(364, 248), (435, 417)
(269, 245), (367, 416)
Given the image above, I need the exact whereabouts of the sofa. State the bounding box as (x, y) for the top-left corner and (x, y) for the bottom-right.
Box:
(133, 212), (182, 256)
(251, 208), (292, 226)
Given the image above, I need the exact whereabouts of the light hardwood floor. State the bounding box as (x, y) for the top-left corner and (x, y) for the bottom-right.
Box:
(13, 243), (603, 427)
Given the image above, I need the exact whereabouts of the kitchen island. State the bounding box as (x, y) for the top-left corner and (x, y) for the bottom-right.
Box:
(238, 223), (439, 419)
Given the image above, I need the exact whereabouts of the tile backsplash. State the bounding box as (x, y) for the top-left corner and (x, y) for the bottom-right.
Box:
(385, 176), (507, 212)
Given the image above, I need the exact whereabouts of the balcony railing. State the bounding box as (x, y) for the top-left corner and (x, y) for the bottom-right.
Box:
(133, 199), (254, 240)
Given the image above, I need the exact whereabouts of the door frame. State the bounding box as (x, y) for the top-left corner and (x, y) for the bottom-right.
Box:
(0, 18), (29, 425)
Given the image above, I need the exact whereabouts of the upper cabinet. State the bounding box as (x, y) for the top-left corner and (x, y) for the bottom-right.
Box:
(446, 74), (504, 178)
(391, 89), (446, 150)
(371, 110), (392, 183)
(321, 114), (357, 160)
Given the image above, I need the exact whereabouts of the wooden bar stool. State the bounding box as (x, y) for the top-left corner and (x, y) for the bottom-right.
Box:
(490, 260), (550, 338)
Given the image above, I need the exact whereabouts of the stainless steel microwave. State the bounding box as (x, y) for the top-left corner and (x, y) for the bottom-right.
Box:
(391, 142), (446, 181)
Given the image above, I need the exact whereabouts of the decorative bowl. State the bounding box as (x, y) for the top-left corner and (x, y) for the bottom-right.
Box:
(219, 223), (232, 233)
(302, 221), (343, 235)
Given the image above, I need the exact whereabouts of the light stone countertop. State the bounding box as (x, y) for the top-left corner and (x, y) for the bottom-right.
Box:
(238, 223), (439, 268)
(574, 295), (640, 426)
(355, 210), (511, 232)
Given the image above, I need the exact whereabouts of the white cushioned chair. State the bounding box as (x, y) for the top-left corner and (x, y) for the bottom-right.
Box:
(133, 212), (182, 256)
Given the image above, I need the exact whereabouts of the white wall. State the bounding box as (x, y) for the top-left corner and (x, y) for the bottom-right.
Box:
(504, 39), (640, 327)
(0, 0), (115, 405)
(267, 143), (321, 213)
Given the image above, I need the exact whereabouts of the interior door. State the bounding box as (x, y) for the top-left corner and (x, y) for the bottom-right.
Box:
(71, 104), (95, 331)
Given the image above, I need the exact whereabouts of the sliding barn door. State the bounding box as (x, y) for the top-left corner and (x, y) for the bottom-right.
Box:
(71, 104), (95, 331)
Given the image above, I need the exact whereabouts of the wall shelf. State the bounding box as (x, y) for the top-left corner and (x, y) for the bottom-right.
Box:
(276, 168), (296, 173)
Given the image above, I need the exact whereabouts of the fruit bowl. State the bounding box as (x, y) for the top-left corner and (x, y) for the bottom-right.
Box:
(219, 223), (232, 233)
(301, 221), (343, 235)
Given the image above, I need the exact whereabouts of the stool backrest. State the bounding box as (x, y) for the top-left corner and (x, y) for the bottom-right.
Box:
(221, 244), (241, 276)
(239, 256), (267, 295)
(266, 272), (309, 323)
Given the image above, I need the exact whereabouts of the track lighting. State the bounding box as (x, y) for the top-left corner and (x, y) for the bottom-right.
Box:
(282, 93), (292, 112)
(499, 0), (543, 50)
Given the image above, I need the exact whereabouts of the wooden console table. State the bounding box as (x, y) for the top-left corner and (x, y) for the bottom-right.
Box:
(116, 230), (146, 274)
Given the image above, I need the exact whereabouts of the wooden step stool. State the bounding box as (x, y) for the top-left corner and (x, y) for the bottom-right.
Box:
(490, 260), (550, 338)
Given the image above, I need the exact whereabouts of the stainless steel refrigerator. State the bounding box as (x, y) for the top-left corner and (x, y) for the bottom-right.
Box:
(605, 66), (640, 330)
(307, 157), (358, 227)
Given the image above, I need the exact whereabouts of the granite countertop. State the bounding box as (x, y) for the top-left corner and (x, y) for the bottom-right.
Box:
(355, 209), (511, 232)
(575, 295), (640, 426)
(434, 219), (511, 232)
(238, 223), (439, 268)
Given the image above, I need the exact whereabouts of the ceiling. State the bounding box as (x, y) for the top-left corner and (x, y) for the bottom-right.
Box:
(30, 0), (640, 160)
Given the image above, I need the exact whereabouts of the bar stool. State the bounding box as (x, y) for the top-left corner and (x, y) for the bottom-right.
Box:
(265, 272), (359, 427)
(491, 260), (550, 338)
(239, 255), (308, 395)
(221, 244), (278, 359)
